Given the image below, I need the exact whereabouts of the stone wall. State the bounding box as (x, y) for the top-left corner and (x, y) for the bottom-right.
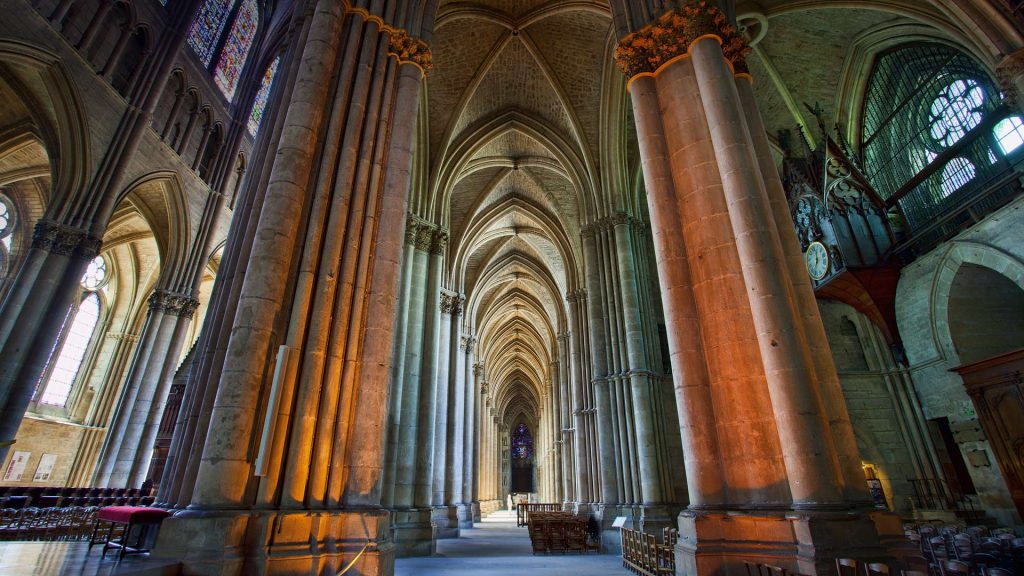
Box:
(819, 299), (918, 513)
(896, 194), (1024, 528)
(0, 416), (91, 487)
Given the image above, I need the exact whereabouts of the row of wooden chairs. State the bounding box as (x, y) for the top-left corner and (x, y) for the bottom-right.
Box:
(907, 527), (1022, 575)
(528, 512), (599, 554)
(516, 502), (563, 527)
(836, 556), (1013, 576)
(621, 527), (674, 576)
(0, 506), (99, 541)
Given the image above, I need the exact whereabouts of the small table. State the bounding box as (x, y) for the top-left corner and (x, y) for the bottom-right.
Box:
(89, 505), (171, 559)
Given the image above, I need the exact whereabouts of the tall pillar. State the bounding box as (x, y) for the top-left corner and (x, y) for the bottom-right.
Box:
(95, 289), (198, 488)
(466, 342), (480, 522)
(431, 290), (459, 538)
(617, 4), (895, 574)
(0, 222), (100, 464)
(151, 3), (431, 573)
(448, 310), (468, 528)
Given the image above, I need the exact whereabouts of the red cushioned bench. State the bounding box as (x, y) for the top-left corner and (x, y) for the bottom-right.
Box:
(88, 505), (171, 559)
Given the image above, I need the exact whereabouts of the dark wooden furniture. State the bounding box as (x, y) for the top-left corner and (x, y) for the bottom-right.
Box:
(951, 348), (1024, 520)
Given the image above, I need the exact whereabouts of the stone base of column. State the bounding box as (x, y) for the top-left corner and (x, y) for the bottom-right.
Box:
(456, 503), (473, 528)
(478, 499), (501, 517)
(596, 504), (678, 554)
(572, 502), (594, 516)
(151, 507), (394, 575)
(431, 505), (460, 539)
(675, 508), (900, 575)
(391, 507), (436, 557)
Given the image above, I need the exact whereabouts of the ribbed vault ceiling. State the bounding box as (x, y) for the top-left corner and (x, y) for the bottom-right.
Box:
(428, 0), (612, 429)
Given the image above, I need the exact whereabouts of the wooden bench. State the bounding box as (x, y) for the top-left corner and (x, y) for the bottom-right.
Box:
(88, 505), (170, 559)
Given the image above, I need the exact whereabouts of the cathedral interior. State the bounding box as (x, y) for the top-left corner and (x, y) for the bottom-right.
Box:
(1, 0), (1024, 574)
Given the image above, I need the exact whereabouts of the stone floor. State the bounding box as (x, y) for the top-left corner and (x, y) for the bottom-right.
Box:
(0, 540), (179, 575)
(395, 510), (628, 575)
(0, 510), (627, 575)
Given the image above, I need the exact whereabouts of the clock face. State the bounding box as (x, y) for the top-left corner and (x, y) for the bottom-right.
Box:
(805, 241), (830, 281)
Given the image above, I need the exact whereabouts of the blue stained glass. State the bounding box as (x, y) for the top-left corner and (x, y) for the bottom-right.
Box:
(213, 0), (258, 101)
(188, 0), (233, 66)
(511, 423), (533, 460)
(248, 56), (279, 136)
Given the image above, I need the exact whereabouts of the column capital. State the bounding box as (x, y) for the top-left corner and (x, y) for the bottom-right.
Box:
(565, 289), (587, 303)
(31, 220), (102, 259)
(556, 331), (570, 342)
(613, 3), (749, 80)
(440, 291), (462, 316)
(387, 29), (432, 76)
(149, 288), (201, 317)
(430, 229), (449, 254)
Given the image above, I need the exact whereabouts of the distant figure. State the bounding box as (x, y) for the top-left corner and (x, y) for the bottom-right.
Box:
(586, 514), (600, 543)
(141, 478), (154, 496)
(508, 493), (514, 510)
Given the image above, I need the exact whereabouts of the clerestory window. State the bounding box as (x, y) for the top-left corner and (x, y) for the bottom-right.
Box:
(188, 0), (260, 101)
(861, 43), (1024, 234)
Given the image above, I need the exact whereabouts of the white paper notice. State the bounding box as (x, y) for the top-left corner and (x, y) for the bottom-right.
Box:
(33, 453), (57, 482)
(3, 451), (31, 482)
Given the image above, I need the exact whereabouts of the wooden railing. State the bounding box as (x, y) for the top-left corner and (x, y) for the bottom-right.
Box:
(516, 502), (562, 527)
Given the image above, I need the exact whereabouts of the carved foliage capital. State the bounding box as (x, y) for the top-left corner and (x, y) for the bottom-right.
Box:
(440, 292), (463, 316)
(614, 2), (749, 79)
(149, 289), (201, 317)
(32, 220), (100, 258)
(566, 289), (587, 303)
(388, 30), (433, 75)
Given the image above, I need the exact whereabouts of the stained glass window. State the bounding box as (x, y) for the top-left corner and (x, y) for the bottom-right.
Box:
(0, 194), (13, 252)
(248, 56), (279, 136)
(213, 0), (258, 101)
(39, 292), (100, 406)
(511, 423), (533, 460)
(188, 0), (233, 66)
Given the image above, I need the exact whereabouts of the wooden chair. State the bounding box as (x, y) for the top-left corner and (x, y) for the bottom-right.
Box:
(986, 568), (1013, 576)
(940, 560), (970, 575)
(900, 571), (927, 576)
(837, 558), (859, 576)
(864, 562), (890, 575)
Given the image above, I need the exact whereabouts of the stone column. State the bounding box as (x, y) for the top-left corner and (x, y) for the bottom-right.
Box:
(431, 290), (457, 538)
(382, 219), (419, 508)
(152, 4), (431, 574)
(582, 229), (620, 518)
(611, 214), (667, 515)
(414, 231), (445, 508)
(566, 291), (592, 505)
(465, 341), (479, 522)
(95, 289), (198, 488)
(449, 318), (467, 527)
(0, 222), (100, 464)
(617, 4), (892, 574)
